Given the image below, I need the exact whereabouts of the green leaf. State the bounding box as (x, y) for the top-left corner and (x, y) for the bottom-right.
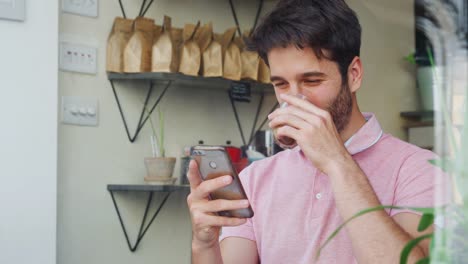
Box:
(418, 213), (435, 232)
(316, 205), (435, 260)
(428, 159), (453, 172)
(158, 108), (165, 157)
(143, 104), (158, 139)
(429, 233), (435, 253)
(400, 233), (433, 264)
(405, 53), (416, 65)
(415, 257), (430, 264)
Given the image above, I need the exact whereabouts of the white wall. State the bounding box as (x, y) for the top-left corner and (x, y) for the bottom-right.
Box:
(0, 2), (58, 264)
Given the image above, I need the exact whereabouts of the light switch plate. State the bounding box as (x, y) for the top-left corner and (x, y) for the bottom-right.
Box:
(0, 0), (25, 21)
(62, 96), (99, 126)
(62, 0), (98, 18)
(59, 41), (97, 74)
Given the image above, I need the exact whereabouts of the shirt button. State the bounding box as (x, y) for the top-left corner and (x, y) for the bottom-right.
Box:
(315, 193), (322, 200)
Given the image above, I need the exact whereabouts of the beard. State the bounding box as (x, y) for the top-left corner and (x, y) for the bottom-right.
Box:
(327, 83), (353, 132)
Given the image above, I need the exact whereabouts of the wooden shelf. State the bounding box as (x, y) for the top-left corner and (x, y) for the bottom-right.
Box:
(400, 111), (435, 149)
(400, 111), (434, 127)
(400, 110), (434, 120)
(108, 72), (274, 94)
(107, 184), (189, 192)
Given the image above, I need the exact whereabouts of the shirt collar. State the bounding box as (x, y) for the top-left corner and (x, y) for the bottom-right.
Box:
(294, 112), (383, 156)
(344, 112), (383, 155)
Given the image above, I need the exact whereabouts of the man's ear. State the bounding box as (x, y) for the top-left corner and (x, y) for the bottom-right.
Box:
(347, 56), (363, 93)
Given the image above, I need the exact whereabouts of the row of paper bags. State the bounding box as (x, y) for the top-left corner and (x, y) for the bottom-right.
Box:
(106, 16), (270, 83)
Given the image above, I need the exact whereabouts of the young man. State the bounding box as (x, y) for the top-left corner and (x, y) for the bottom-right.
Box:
(187, 0), (438, 263)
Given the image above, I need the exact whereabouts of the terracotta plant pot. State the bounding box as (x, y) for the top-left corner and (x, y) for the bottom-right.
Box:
(144, 157), (176, 178)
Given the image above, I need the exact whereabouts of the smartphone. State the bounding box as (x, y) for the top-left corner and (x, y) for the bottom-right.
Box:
(191, 145), (254, 218)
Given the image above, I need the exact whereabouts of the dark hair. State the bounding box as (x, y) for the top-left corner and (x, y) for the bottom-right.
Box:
(249, 0), (362, 81)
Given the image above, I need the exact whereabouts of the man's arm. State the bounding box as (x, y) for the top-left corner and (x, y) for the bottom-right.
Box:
(191, 240), (223, 264)
(328, 158), (430, 263)
(220, 237), (259, 264)
(191, 237), (258, 264)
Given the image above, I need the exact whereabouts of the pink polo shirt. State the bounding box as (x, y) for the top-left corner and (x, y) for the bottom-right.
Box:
(219, 113), (438, 263)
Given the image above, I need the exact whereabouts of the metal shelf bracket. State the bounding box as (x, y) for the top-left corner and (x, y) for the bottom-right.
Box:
(110, 80), (172, 143)
(229, 90), (279, 147)
(107, 184), (189, 252)
(109, 190), (171, 252)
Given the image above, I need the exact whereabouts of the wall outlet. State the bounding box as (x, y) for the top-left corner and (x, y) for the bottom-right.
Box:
(59, 41), (97, 74)
(0, 0), (25, 21)
(62, 96), (99, 126)
(62, 0), (98, 18)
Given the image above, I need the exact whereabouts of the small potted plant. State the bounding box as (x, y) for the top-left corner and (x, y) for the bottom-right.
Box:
(405, 47), (438, 111)
(143, 106), (177, 185)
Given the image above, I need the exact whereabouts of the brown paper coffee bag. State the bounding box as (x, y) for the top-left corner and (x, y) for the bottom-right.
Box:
(106, 17), (133, 73)
(199, 23), (222, 77)
(220, 28), (236, 56)
(258, 57), (271, 84)
(195, 23), (213, 54)
(152, 16), (178, 73)
(153, 24), (162, 43)
(123, 17), (155, 73)
(179, 22), (201, 76)
(234, 35), (245, 50)
(171, 27), (183, 72)
(203, 41), (223, 77)
(222, 28), (242, 81)
(238, 30), (259, 81)
(214, 33), (223, 47)
(241, 51), (260, 81)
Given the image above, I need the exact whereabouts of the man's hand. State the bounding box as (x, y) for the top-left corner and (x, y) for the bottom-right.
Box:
(268, 93), (350, 174)
(187, 160), (250, 250)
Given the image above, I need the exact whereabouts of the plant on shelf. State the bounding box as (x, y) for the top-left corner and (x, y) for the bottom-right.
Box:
(143, 105), (177, 185)
(148, 106), (165, 158)
(405, 48), (437, 112)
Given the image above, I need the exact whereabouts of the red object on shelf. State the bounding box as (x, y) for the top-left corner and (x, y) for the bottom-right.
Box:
(232, 158), (249, 174)
(225, 146), (241, 163)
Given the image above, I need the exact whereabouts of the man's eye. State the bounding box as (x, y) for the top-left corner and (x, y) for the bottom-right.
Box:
(304, 80), (321, 84)
(274, 82), (287, 88)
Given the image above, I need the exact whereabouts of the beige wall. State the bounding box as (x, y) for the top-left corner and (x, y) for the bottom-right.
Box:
(58, 0), (417, 263)
(58, 1), (277, 264)
(350, 0), (419, 138)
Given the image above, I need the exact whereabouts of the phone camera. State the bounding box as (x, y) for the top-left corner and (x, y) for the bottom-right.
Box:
(209, 161), (217, 169)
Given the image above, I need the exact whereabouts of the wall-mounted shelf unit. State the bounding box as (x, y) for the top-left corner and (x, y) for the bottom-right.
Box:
(400, 111), (435, 150)
(108, 72), (277, 145)
(108, 72), (274, 93)
(109, 0), (272, 145)
(107, 184), (190, 252)
(400, 110), (434, 122)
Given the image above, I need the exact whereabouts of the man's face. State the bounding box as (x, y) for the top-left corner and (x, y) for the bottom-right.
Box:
(268, 45), (353, 132)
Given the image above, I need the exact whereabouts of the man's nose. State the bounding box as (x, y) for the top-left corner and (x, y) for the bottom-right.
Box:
(289, 82), (302, 95)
